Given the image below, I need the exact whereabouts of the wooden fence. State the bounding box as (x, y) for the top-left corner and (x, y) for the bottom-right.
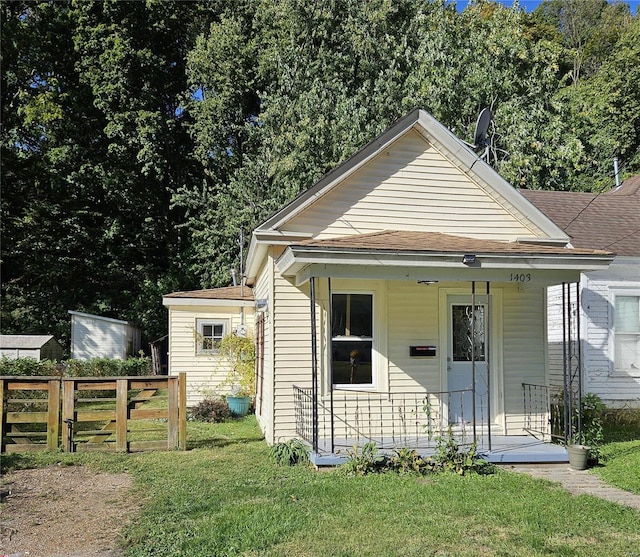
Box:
(1, 373), (186, 453)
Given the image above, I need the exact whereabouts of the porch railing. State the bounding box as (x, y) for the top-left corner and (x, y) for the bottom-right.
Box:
(294, 385), (484, 454)
(522, 383), (564, 441)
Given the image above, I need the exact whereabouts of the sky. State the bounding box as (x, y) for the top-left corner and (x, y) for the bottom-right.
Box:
(455, 0), (640, 13)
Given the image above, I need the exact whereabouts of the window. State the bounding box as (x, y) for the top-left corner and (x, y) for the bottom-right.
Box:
(331, 293), (373, 386)
(614, 296), (640, 374)
(197, 320), (226, 353)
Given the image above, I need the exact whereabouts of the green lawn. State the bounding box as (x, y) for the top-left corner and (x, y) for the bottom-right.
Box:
(3, 417), (640, 557)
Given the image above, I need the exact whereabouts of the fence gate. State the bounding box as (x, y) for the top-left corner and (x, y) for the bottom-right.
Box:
(1, 373), (186, 453)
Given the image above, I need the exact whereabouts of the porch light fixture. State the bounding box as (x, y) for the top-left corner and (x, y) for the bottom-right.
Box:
(462, 254), (477, 265)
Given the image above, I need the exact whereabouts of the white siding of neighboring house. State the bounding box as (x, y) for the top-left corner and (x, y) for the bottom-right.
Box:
(582, 258), (640, 408)
(282, 130), (546, 241)
(167, 304), (254, 407)
(546, 258), (640, 408)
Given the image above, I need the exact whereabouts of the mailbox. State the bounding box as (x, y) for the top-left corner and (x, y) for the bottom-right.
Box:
(410, 345), (436, 357)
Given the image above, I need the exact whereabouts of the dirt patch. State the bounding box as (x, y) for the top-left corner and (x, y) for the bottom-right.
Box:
(1, 465), (140, 557)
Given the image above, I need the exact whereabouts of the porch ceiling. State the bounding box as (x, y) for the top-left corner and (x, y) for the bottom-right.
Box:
(276, 230), (614, 286)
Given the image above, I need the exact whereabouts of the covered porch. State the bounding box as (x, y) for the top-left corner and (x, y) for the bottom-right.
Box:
(280, 231), (612, 465)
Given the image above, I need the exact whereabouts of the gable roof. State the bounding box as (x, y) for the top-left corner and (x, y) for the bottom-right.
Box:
(246, 109), (570, 282)
(0, 335), (58, 349)
(520, 175), (640, 256)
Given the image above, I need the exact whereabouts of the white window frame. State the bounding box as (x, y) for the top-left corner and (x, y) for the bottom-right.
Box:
(196, 319), (227, 354)
(331, 291), (375, 390)
(611, 291), (640, 377)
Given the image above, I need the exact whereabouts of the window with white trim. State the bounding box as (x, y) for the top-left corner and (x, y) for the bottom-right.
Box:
(331, 293), (373, 386)
(614, 295), (640, 374)
(196, 320), (226, 353)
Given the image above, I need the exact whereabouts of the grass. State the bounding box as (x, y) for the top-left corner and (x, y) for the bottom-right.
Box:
(3, 417), (640, 557)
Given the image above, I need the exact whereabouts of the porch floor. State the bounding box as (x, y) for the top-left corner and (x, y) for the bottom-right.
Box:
(308, 435), (569, 467)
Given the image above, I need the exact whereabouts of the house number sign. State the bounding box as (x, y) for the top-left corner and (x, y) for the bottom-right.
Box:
(509, 273), (531, 282)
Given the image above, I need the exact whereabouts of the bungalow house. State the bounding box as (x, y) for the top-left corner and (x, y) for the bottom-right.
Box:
(162, 286), (255, 406)
(239, 109), (615, 465)
(521, 176), (640, 408)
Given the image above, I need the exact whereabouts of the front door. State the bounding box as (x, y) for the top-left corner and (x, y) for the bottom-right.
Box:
(447, 300), (489, 425)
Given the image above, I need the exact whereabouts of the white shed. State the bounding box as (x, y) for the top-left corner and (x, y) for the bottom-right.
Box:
(0, 334), (64, 361)
(69, 311), (141, 360)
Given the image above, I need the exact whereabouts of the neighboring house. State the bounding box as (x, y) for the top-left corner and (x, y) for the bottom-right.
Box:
(162, 286), (255, 407)
(68, 311), (141, 360)
(0, 335), (64, 361)
(194, 109), (613, 463)
(521, 176), (640, 408)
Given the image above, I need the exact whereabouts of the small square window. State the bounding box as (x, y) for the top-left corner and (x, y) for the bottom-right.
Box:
(197, 321), (226, 353)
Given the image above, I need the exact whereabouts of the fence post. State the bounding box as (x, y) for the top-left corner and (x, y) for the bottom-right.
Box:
(167, 376), (178, 449)
(179, 372), (187, 451)
(61, 379), (75, 452)
(116, 378), (128, 452)
(47, 379), (61, 451)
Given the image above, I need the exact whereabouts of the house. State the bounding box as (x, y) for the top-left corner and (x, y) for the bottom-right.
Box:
(0, 335), (64, 361)
(162, 286), (255, 406)
(200, 110), (614, 463)
(68, 311), (141, 360)
(521, 176), (640, 408)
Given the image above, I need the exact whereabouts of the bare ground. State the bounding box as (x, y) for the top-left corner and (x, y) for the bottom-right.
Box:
(0, 465), (140, 557)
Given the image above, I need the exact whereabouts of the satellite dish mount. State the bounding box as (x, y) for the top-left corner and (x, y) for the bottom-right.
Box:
(473, 107), (492, 163)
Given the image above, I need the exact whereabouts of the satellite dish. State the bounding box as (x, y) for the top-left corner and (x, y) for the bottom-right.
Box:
(473, 107), (492, 148)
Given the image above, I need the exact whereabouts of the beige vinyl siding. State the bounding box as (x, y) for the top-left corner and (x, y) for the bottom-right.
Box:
(502, 285), (547, 434)
(167, 305), (254, 407)
(283, 130), (543, 241)
(272, 274), (313, 441)
(387, 281), (440, 393)
(254, 254), (275, 441)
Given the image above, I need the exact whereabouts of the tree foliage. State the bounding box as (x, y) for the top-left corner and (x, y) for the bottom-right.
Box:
(2, 0), (639, 348)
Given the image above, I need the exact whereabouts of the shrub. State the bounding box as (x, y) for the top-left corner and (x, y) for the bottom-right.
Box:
(432, 428), (488, 476)
(64, 355), (151, 377)
(269, 438), (310, 466)
(0, 357), (60, 377)
(190, 398), (232, 423)
(340, 442), (386, 476)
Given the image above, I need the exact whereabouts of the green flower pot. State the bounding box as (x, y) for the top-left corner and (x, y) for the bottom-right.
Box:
(227, 396), (251, 417)
(567, 444), (590, 470)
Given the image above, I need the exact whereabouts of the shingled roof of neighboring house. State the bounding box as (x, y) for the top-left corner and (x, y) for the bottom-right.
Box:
(520, 175), (640, 257)
(163, 285), (254, 301)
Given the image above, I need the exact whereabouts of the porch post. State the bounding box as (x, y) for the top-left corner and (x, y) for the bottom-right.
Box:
(328, 277), (335, 455)
(310, 276), (319, 453)
(486, 281), (492, 451)
(576, 282), (582, 444)
(562, 282), (570, 444)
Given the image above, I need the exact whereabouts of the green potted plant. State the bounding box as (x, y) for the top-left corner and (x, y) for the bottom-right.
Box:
(219, 332), (255, 416)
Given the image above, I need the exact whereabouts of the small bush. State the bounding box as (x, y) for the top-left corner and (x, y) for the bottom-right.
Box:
(269, 438), (310, 466)
(432, 429), (488, 476)
(190, 398), (232, 423)
(0, 357), (60, 377)
(65, 355), (151, 377)
(340, 442), (386, 476)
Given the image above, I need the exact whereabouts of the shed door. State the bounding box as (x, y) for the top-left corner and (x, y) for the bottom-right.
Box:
(447, 301), (488, 424)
